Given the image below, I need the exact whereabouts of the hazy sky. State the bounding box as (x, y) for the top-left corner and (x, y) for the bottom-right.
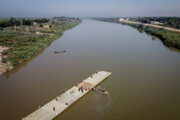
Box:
(0, 0), (180, 17)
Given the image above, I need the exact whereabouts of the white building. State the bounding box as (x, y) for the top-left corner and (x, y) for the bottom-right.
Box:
(33, 22), (37, 25)
(119, 18), (125, 22)
(43, 25), (50, 28)
(150, 21), (163, 25)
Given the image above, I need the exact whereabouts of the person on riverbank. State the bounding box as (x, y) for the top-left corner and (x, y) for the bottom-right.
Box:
(78, 86), (84, 93)
(81, 86), (84, 93)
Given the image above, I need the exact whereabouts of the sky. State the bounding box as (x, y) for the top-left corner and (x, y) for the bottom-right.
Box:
(0, 0), (180, 17)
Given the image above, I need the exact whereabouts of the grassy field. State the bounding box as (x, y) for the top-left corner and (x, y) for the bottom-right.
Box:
(0, 19), (81, 67)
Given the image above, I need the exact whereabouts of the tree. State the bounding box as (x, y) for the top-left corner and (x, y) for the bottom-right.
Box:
(0, 21), (9, 28)
(8, 17), (16, 26)
(39, 24), (43, 27)
(22, 19), (33, 25)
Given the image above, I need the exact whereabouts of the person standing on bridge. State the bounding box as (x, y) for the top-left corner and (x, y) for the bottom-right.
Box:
(81, 86), (84, 93)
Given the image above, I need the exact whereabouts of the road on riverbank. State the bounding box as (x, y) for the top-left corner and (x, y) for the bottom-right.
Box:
(120, 20), (180, 33)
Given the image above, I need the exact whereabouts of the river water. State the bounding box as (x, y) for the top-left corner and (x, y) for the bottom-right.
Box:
(0, 19), (180, 120)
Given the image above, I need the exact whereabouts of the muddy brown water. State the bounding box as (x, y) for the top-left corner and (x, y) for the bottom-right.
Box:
(0, 19), (180, 120)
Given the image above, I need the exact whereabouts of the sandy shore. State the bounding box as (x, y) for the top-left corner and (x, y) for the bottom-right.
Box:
(0, 46), (12, 76)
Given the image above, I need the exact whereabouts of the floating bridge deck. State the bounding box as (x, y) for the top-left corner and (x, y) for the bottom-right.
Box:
(23, 71), (111, 120)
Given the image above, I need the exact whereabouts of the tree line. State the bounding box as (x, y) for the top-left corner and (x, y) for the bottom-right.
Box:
(133, 17), (180, 29)
(0, 17), (50, 28)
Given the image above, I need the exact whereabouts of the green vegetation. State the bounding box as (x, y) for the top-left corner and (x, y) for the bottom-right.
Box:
(132, 17), (180, 29)
(39, 24), (43, 27)
(121, 23), (180, 49)
(0, 17), (50, 28)
(92, 17), (119, 23)
(0, 18), (81, 67)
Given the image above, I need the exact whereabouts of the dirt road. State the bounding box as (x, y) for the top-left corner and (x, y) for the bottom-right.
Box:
(120, 20), (180, 33)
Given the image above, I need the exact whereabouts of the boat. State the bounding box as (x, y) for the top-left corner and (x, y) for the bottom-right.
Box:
(54, 50), (66, 54)
(93, 86), (109, 95)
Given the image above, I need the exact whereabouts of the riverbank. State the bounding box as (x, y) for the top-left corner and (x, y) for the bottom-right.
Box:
(1, 19), (180, 120)
(0, 18), (82, 76)
(92, 18), (180, 49)
(0, 46), (13, 76)
(120, 19), (180, 33)
(120, 21), (180, 49)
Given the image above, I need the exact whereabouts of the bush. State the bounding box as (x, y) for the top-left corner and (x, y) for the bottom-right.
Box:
(1, 57), (7, 63)
(2, 49), (8, 55)
(40, 24), (43, 27)
(0, 21), (9, 28)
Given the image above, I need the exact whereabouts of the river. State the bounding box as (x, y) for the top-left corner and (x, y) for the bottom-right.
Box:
(0, 19), (180, 120)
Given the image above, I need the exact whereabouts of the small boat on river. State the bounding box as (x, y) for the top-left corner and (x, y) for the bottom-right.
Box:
(93, 86), (109, 95)
(54, 50), (66, 54)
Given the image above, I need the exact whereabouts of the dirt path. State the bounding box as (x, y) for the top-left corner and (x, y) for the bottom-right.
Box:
(0, 46), (12, 76)
(120, 20), (180, 33)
